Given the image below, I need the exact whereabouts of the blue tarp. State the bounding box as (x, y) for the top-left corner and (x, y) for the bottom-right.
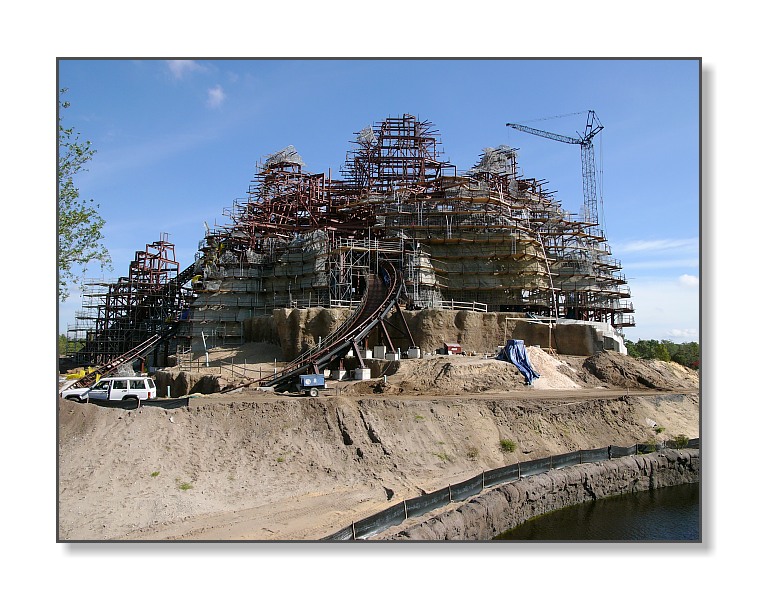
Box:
(497, 339), (540, 385)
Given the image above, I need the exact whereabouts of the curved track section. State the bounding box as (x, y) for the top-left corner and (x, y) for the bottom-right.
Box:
(233, 260), (402, 393)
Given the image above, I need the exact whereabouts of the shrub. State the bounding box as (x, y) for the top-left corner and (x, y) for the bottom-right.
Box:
(671, 434), (690, 449)
(499, 439), (517, 453)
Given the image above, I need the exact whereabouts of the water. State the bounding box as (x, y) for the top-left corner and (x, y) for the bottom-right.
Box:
(495, 483), (700, 541)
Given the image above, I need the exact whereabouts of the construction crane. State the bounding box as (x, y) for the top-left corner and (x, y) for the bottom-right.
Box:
(506, 110), (604, 236)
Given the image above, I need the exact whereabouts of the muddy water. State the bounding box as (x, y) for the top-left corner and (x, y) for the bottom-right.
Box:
(495, 483), (700, 541)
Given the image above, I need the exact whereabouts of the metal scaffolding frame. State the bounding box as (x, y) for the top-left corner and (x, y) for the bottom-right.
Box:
(71, 114), (632, 362)
(67, 234), (193, 366)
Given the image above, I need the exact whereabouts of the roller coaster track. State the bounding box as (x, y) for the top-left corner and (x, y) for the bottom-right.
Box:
(225, 260), (403, 393)
(73, 264), (196, 364)
(65, 264), (197, 390)
(67, 322), (182, 390)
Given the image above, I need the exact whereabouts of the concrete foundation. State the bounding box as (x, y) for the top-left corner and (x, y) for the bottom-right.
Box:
(354, 368), (372, 380)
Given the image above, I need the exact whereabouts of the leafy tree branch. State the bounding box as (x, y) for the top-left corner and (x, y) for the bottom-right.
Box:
(58, 88), (111, 300)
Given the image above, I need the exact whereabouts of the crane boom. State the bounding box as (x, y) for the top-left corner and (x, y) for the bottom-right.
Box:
(506, 110), (604, 235)
(504, 123), (581, 146)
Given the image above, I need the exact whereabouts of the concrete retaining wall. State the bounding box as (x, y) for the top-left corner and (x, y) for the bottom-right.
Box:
(377, 449), (699, 540)
(244, 307), (614, 358)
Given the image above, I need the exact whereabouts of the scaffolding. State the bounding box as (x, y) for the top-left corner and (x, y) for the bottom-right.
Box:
(176, 113), (635, 354)
(67, 234), (193, 367)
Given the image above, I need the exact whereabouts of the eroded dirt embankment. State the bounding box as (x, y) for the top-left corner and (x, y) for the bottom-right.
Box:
(374, 449), (700, 541)
(58, 388), (698, 541)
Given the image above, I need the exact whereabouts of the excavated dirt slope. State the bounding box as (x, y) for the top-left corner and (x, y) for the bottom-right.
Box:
(58, 349), (699, 541)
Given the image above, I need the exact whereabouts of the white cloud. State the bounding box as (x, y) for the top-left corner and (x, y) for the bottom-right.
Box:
(166, 60), (204, 79)
(665, 328), (699, 340)
(623, 258), (699, 271)
(615, 238), (698, 254)
(206, 85), (226, 108)
(624, 277), (699, 342)
(678, 274), (699, 287)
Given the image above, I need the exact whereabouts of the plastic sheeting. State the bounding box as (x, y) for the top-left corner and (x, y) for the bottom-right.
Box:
(497, 339), (540, 385)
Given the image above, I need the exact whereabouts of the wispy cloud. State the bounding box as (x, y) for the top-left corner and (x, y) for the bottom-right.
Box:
(623, 259), (699, 271)
(678, 274), (698, 287)
(207, 85), (226, 108)
(624, 277), (699, 342)
(665, 328), (698, 340)
(167, 60), (205, 80)
(615, 238), (698, 254)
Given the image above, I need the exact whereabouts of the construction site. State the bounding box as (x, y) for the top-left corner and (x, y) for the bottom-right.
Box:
(63, 111), (634, 392)
(56, 112), (706, 543)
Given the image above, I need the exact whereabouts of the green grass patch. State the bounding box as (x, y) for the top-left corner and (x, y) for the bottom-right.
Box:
(499, 439), (517, 453)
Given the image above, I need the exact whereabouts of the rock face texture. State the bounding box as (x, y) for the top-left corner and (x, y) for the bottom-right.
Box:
(246, 307), (621, 359)
(376, 449), (699, 540)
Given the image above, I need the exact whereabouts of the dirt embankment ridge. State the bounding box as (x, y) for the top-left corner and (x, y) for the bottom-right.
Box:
(58, 349), (699, 541)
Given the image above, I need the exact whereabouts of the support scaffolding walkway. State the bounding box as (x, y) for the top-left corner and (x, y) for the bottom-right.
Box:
(225, 261), (404, 393)
(66, 323), (182, 390)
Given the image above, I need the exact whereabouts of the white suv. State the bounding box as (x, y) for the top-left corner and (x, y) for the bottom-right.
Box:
(61, 376), (157, 402)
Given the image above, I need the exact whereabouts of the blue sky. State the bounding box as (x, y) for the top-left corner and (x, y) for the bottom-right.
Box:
(57, 58), (700, 342)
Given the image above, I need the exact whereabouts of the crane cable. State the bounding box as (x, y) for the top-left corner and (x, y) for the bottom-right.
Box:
(515, 111), (587, 124)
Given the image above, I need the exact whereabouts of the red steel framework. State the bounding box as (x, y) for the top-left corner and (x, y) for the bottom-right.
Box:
(69, 233), (193, 366)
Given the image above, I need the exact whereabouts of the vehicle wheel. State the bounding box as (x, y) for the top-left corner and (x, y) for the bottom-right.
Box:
(309, 388), (319, 397)
(69, 395), (81, 402)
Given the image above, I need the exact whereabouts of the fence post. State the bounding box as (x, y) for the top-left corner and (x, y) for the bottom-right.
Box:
(518, 462), (521, 480)
(352, 522), (356, 540)
(403, 500), (408, 520)
(448, 485), (452, 503)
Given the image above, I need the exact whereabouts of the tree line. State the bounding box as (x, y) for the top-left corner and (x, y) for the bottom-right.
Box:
(625, 339), (699, 370)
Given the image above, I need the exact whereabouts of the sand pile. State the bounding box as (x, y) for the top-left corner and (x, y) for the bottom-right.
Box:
(581, 352), (699, 390)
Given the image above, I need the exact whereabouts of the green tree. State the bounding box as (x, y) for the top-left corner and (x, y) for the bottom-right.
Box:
(653, 342), (671, 362)
(58, 88), (110, 300)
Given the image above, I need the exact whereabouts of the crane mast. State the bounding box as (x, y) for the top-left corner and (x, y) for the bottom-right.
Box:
(506, 110), (604, 236)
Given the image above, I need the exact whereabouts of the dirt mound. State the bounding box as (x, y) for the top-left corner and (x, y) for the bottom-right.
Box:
(389, 355), (525, 394)
(343, 348), (615, 396)
(581, 352), (699, 390)
(58, 387), (699, 541)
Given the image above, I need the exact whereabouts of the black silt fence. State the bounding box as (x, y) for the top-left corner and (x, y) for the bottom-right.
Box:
(519, 457), (551, 478)
(636, 443), (658, 454)
(551, 450), (582, 470)
(322, 525), (354, 541)
(405, 487), (451, 519)
(580, 447), (610, 463)
(450, 474), (484, 502)
(323, 439), (701, 540)
(483, 464), (520, 488)
(354, 502), (407, 539)
(610, 444), (637, 459)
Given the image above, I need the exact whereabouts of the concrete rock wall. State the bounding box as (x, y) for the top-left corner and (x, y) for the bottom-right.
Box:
(377, 449), (699, 540)
(244, 307), (605, 358)
(153, 370), (222, 398)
